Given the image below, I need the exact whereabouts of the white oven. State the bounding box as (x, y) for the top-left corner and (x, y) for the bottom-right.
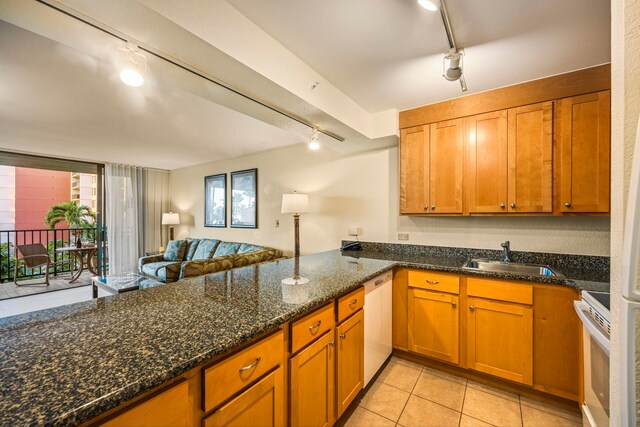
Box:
(574, 291), (610, 427)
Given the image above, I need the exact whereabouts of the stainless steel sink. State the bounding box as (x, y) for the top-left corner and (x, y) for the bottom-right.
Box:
(462, 258), (563, 277)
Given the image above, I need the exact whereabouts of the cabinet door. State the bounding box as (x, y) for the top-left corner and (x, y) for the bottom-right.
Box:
(408, 288), (459, 364)
(507, 102), (553, 213)
(430, 119), (464, 213)
(204, 368), (284, 427)
(466, 111), (508, 213)
(102, 380), (191, 427)
(400, 125), (429, 214)
(467, 297), (533, 385)
(557, 91), (610, 213)
(336, 310), (364, 418)
(290, 331), (335, 427)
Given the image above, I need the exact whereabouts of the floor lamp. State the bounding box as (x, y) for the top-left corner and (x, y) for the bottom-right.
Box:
(162, 212), (180, 243)
(281, 193), (309, 285)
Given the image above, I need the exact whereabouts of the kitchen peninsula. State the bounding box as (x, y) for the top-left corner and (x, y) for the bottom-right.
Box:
(0, 244), (609, 426)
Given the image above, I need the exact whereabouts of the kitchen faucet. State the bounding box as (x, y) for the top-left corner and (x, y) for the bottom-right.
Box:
(501, 241), (512, 263)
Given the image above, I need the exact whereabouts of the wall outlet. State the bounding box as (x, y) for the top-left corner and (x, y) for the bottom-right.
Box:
(275, 219), (280, 228)
(348, 227), (362, 236)
(398, 233), (409, 241)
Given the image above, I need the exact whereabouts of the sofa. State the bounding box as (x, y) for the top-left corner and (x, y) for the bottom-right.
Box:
(138, 238), (283, 283)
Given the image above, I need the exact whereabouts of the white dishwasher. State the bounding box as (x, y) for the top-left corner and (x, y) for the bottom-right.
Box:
(363, 271), (393, 386)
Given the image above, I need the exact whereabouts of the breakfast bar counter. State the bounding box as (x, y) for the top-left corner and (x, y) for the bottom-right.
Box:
(0, 246), (609, 426)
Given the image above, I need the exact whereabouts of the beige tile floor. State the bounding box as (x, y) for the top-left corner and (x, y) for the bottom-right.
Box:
(345, 357), (583, 427)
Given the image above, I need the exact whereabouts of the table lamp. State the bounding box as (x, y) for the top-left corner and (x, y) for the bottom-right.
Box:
(162, 212), (180, 241)
(281, 193), (309, 285)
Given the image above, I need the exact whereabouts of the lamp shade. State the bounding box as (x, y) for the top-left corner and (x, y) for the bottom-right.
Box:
(281, 193), (309, 214)
(162, 212), (180, 225)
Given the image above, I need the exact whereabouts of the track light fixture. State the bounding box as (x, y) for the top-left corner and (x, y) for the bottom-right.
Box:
(443, 49), (467, 91)
(118, 46), (146, 87)
(308, 129), (320, 151)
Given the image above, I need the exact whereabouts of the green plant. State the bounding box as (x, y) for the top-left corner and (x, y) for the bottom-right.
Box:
(45, 202), (96, 229)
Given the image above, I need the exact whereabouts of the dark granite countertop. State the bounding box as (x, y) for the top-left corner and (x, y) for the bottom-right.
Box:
(0, 246), (609, 426)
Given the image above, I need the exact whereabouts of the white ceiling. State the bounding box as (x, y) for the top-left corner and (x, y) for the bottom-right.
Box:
(228, 0), (611, 112)
(0, 0), (611, 169)
(0, 20), (304, 170)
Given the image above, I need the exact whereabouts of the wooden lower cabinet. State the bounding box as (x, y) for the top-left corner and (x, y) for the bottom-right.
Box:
(466, 297), (533, 385)
(203, 368), (284, 427)
(101, 380), (191, 427)
(290, 331), (335, 427)
(408, 288), (459, 364)
(336, 310), (364, 418)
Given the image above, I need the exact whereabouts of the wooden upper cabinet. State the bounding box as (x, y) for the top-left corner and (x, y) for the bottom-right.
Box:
(557, 91), (611, 213)
(507, 102), (553, 213)
(466, 111), (508, 213)
(430, 119), (464, 213)
(400, 126), (429, 214)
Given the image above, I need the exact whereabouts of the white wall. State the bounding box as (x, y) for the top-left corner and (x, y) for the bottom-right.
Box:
(609, 0), (640, 424)
(170, 143), (610, 256)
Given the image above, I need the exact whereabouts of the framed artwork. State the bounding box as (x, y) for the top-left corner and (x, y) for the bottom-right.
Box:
(230, 168), (258, 228)
(204, 174), (227, 227)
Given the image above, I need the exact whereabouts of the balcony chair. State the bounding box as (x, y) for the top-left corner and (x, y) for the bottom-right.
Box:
(13, 243), (64, 286)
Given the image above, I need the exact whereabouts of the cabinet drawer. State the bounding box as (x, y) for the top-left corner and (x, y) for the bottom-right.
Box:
(337, 287), (364, 323)
(408, 270), (459, 294)
(203, 367), (284, 427)
(467, 278), (532, 305)
(291, 303), (335, 354)
(102, 380), (190, 427)
(203, 330), (284, 412)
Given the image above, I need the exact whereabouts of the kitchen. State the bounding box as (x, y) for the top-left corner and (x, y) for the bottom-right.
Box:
(0, 0), (635, 426)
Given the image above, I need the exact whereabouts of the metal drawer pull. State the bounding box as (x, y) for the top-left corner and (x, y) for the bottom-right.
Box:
(239, 357), (261, 372)
(425, 280), (439, 284)
(510, 203), (516, 209)
(431, 205), (436, 210)
(349, 299), (358, 308)
(329, 341), (335, 347)
(309, 320), (322, 330)
(565, 202), (572, 208)
(451, 301), (457, 308)
(500, 203), (505, 208)
(469, 305), (475, 311)
(340, 333), (347, 339)
(375, 278), (384, 286)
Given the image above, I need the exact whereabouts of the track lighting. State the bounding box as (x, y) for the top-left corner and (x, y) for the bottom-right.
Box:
(443, 49), (467, 91)
(308, 129), (320, 151)
(118, 47), (146, 87)
(417, 0), (439, 11)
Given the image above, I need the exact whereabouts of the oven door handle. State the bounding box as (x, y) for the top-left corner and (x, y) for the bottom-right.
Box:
(574, 300), (610, 356)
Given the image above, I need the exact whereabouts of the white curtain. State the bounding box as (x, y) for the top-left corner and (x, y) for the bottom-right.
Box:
(105, 165), (171, 276)
(105, 164), (143, 276)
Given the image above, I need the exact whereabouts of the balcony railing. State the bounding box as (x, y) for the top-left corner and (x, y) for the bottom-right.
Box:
(0, 228), (99, 283)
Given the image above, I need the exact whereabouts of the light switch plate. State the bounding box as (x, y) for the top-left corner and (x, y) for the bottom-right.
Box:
(398, 233), (409, 241)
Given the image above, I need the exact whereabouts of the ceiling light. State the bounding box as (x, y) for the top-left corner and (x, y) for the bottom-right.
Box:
(308, 129), (320, 151)
(443, 49), (467, 91)
(417, 0), (439, 11)
(118, 47), (146, 87)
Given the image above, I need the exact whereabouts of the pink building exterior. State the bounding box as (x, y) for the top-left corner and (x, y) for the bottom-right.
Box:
(14, 168), (71, 231)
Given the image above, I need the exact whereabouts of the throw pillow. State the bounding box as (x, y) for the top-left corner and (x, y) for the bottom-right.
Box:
(185, 238), (201, 260)
(192, 239), (221, 260)
(213, 241), (241, 257)
(237, 243), (263, 254)
(163, 240), (187, 262)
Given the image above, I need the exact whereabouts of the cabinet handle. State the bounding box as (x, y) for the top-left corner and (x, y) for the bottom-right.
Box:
(239, 357), (261, 372)
(349, 299), (358, 308)
(424, 206), (428, 210)
(500, 203), (505, 209)
(329, 341), (335, 347)
(451, 301), (457, 308)
(510, 203), (516, 209)
(431, 205), (436, 210)
(565, 202), (572, 208)
(340, 333), (347, 340)
(374, 278), (384, 286)
(425, 280), (439, 284)
(469, 305), (475, 311)
(309, 320), (322, 330)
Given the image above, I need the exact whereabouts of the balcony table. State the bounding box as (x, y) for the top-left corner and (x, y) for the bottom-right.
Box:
(55, 245), (97, 282)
